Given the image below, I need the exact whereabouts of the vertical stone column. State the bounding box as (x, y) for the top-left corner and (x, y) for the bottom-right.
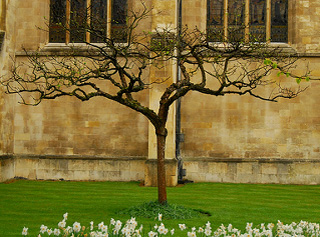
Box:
(0, 0), (15, 157)
(144, 0), (178, 187)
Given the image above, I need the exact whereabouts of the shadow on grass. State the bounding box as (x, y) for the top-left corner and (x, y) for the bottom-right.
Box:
(117, 201), (212, 219)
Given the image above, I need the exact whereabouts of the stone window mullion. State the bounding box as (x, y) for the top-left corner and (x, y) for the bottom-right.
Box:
(86, 0), (91, 43)
(66, 0), (71, 44)
(245, 0), (250, 42)
(266, 0), (271, 42)
(223, 0), (228, 39)
(106, 0), (112, 39)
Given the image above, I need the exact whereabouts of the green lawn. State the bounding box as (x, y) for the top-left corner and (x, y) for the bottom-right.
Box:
(1, 180), (320, 236)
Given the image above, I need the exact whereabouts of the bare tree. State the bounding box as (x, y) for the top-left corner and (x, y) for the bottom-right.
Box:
(2, 3), (311, 204)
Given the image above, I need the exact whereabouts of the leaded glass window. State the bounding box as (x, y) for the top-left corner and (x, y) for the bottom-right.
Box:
(49, 0), (66, 43)
(207, 0), (288, 42)
(250, 0), (266, 41)
(91, 0), (108, 43)
(111, 0), (128, 42)
(49, 0), (128, 43)
(70, 0), (87, 43)
(271, 0), (288, 42)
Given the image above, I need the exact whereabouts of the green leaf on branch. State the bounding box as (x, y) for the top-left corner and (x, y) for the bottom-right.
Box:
(277, 72), (284, 77)
(296, 77), (302, 84)
(264, 59), (271, 65)
(306, 76), (310, 82)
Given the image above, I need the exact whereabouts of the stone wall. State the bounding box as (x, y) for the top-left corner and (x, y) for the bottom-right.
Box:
(0, 0), (15, 156)
(1, 0), (320, 186)
(14, 155), (146, 182)
(0, 156), (14, 182)
(184, 158), (320, 185)
(180, 78), (320, 160)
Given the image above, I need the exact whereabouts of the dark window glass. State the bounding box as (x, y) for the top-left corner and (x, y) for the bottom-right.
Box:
(49, 0), (66, 43)
(207, 0), (288, 43)
(228, 0), (245, 26)
(111, 0), (128, 42)
(70, 0), (87, 43)
(228, 0), (245, 40)
(271, 0), (288, 42)
(250, 0), (266, 41)
(48, 0), (128, 43)
(207, 0), (224, 41)
(91, 0), (108, 43)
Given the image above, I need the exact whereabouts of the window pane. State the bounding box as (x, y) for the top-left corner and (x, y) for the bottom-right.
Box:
(207, 0), (224, 41)
(91, 0), (108, 43)
(111, 0), (128, 42)
(228, 0), (245, 40)
(70, 0), (87, 43)
(271, 0), (288, 42)
(250, 0), (266, 41)
(49, 0), (66, 43)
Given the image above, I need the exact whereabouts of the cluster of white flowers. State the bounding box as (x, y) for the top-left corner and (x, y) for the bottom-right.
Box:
(22, 213), (320, 237)
(277, 220), (320, 236)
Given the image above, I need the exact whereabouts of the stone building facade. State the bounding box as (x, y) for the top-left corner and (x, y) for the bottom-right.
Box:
(1, 0), (320, 185)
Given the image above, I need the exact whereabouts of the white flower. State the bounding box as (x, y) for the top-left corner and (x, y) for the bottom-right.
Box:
(128, 217), (138, 229)
(58, 219), (66, 228)
(54, 228), (61, 236)
(154, 224), (158, 229)
(204, 228), (212, 236)
(179, 224), (187, 231)
(122, 227), (131, 236)
(158, 224), (168, 235)
(110, 218), (115, 225)
(22, 227), (28, 236)
(170, 228), (175, 235)
(246, 223), (253, 232)
(158, 213), (162, 221)
(101, 225), (108, 233)
(73, 222), (81, 233)
(115, 220), (122, 230)
(63, 212), (68, 220)
(40, 225), (47, 234)
(90, 221), (94, 231)
(187, 231), (197, 237)
(64, 226), (72, 234)
(148, 231), (158, 237)
(98, 222), (105, 230)
(267, 223), (274, 230)
(47, 229), (53, 235)
(206, 222), (211, 229)
(65, 226), (72, 234)
(198, 227), (204, 233)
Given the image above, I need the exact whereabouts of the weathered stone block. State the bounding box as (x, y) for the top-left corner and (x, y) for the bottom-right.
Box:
(261, 163), (277, 175)
(144, 159), (177, 187)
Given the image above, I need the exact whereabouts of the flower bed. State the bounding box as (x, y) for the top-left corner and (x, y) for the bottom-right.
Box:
(22, 213), (320, 236)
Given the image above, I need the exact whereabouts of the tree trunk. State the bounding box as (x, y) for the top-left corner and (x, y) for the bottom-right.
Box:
(156, 129), (167, 205)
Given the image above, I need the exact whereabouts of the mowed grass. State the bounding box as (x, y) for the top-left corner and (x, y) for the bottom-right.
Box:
(1, 180), (320, 236)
